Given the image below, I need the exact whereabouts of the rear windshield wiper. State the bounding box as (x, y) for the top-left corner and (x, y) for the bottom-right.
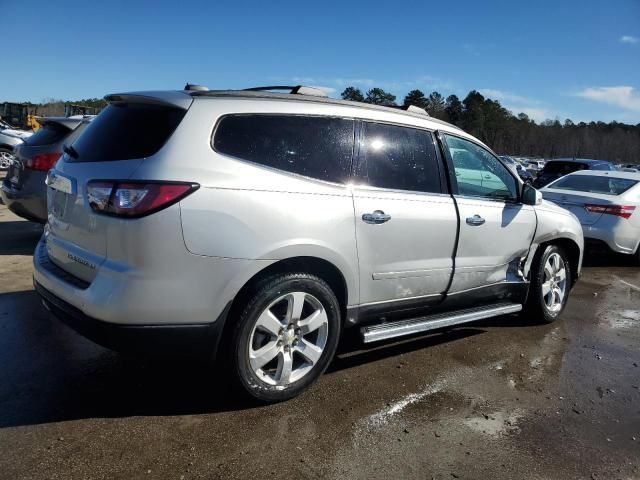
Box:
(63, 144), (79, 159)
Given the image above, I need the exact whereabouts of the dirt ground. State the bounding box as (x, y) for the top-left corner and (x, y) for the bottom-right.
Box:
(0, 199), (638, 480)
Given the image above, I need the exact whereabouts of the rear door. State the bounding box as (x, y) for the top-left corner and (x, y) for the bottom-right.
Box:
(352, 121), (458, 314)
(45, 100), (189, 282)
(440, 133), (536, 293)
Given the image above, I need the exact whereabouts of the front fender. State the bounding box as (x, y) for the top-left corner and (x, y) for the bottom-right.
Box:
(524, 201), (584, 278)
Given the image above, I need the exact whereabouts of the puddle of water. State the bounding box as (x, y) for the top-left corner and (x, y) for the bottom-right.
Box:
(599, 309), (640, 329)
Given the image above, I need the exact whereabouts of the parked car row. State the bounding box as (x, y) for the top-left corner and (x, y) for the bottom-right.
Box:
(0, 119), (33, 170)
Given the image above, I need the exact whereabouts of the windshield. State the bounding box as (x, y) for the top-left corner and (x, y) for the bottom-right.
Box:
(550, 175), (638, 195)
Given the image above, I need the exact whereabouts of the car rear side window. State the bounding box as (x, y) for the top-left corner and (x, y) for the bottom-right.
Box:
(213, 114), (354, 184)
(68, 103), (186, 162)
(24, 124), (70, 146)
(356, 122), (442, 193)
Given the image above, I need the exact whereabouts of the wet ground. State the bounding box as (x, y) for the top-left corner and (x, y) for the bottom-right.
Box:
(0, 202), (639, 479)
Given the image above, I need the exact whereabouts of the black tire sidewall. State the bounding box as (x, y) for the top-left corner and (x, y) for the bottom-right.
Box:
(528, 245), (571, 323)
(232, 274), (341, 402)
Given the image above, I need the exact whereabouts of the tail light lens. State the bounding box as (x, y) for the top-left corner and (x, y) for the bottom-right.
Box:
(585, 204), (636, 219)
(25, 152), (62, 171)
(87, 181), (199, 218)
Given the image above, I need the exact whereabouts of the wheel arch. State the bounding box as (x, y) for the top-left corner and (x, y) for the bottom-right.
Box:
(213, 256), (351, 362)
(527, 237), (581, 288)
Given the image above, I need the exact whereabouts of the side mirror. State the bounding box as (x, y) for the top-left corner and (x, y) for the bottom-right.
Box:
(522, 183), (543, 206)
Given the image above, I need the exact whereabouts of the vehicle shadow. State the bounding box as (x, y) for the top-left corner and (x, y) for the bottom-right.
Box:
(0, 289), (496, 429)
(0, 220), (42, 255)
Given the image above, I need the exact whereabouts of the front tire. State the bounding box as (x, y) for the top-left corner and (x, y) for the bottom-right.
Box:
(229, 273), (341, 402)
(524, 245), (571, 323)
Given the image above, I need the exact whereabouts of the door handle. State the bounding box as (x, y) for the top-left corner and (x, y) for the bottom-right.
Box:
(362, 210), (391, 224)
(483, 174), (491, 179)
(466, 214), (486, 226)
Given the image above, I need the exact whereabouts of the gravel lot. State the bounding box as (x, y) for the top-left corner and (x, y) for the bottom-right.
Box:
(0, 198), (639, 480)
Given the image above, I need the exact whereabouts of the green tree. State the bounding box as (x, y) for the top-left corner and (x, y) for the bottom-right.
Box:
(364, 88), (396, 106)
(427, 91), (446, 119)
(402, 89), (428, 109)
(461, 90), (487, 140)
(445, 95), (463, 125)
(341, 87), (365, 102)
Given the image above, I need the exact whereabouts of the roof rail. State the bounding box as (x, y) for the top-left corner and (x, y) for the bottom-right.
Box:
(243, 85), (328, 97)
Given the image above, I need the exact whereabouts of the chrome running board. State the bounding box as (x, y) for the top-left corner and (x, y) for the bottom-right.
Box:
(361, 303), (522, 343)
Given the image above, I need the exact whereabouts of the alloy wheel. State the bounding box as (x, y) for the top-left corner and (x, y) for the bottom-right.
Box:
(541, 252), (567, 313)
(248, 291), (329, 387)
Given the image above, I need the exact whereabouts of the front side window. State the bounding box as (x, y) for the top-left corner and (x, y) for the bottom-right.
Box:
(356, 122), (441, 193)
(444, 134), (518, 201)
(213, 114), (354, 184)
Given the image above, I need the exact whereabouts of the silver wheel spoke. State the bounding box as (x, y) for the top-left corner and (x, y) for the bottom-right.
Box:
(299, 309), (328, 335)
(541, 281), (552, 297)
(295, 338), (323, 365)
(255, 309), (283, 336)
(544, 263), (554, 280)
(275, 350), (293, 385)
(556, 268), (566, 282)
(287, 292), (306, 323)
(250, 341), (280, 370)
(554, 287), (564, 303)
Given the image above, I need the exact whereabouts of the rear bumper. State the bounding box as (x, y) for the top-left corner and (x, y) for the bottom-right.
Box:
(35, 280), (229, 354)
(583, 222), (639, 255)
(0, 182), (47, 223)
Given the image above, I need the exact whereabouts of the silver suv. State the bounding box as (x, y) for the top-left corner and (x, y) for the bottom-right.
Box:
(34, 85), (584, 402)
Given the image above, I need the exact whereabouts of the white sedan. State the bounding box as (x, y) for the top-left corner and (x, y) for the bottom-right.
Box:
(540, 170), (640, 263)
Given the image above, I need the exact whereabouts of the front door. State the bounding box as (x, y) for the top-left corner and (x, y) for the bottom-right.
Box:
(441, 133), (536, 293)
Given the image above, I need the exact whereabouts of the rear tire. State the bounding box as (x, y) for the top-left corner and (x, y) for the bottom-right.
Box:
(228, 273), (341, 402)
(524, 245), (571, 324)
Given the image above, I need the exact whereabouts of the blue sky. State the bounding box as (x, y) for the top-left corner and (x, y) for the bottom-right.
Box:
(2, 0), (639, 124)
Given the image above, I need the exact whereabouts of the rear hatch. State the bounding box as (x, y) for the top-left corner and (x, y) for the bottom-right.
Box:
(45, 95), (191, 282)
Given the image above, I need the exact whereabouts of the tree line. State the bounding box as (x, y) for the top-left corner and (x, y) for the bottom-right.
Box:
(341, 87), (640, 164)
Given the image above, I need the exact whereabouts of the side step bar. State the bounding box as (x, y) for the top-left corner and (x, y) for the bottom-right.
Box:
(361, 303), (523, 343)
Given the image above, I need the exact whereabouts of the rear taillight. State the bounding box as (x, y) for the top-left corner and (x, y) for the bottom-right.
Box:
(25, 152), (62, 171)
(585, 204), (636, 219)
(87, 181), (199, 218)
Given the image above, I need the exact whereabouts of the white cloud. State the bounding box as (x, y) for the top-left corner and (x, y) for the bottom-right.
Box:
(575, 86), (640, 112)
(620, 35), (639, 44)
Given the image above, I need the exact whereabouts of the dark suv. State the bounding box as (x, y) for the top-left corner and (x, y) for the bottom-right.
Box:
(533, 158), (615, 188)
(1, 116), (93, 222)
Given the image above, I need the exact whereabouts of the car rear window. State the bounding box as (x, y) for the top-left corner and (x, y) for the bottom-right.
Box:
(67, 103), (186, 162)
(550, 175), (638, 195)
(213, 114), (354, 184)
(24, 123), (70, 146)
(542, 162), (588, 175)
